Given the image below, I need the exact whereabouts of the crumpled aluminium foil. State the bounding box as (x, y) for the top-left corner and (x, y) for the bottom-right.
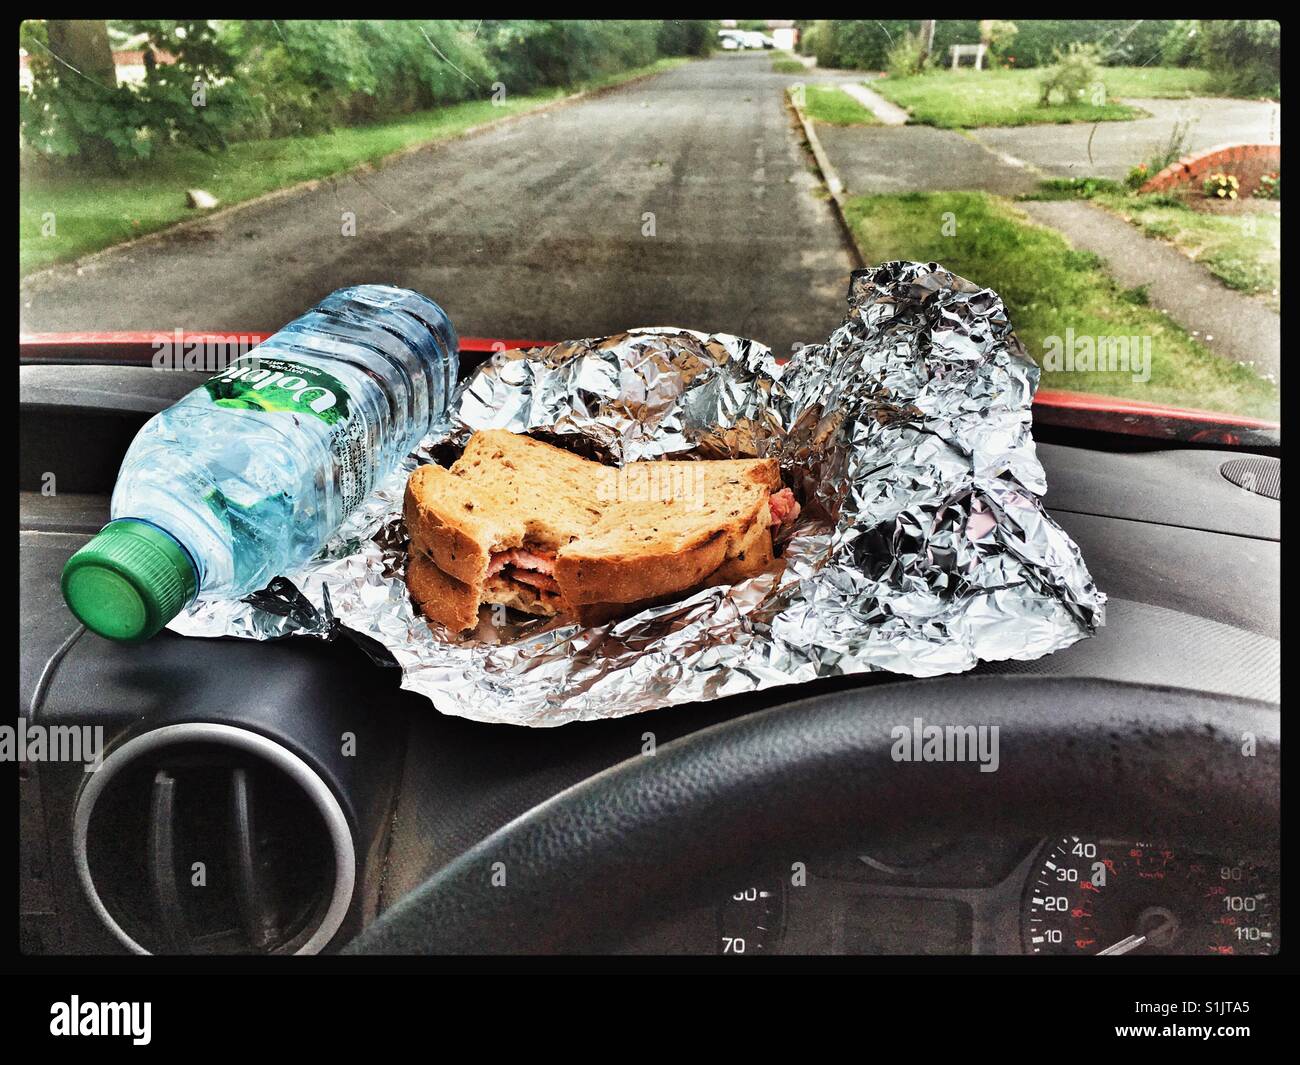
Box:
(171, 262), (1106, 726)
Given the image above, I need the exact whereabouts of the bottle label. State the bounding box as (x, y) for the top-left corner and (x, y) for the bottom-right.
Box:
(204, 355), (372, 513)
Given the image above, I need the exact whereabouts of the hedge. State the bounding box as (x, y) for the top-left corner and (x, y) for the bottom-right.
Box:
(802, 19), (1187, 71)
(20, 19), (717, 165)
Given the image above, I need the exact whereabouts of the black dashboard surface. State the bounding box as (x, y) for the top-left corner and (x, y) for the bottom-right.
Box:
(22, 450), (1280, 905)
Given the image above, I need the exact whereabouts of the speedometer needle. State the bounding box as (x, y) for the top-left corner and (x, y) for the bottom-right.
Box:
(1097, 934), (1147, 956)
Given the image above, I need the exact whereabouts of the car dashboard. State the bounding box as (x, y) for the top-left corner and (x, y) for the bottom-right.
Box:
(19, 362), (1279, 956)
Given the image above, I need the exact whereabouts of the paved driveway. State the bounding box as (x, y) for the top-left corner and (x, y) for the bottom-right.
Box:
(973, 97), (1281, 181)
(813, 124), (1038, 196)
(21, 54), (855, 359)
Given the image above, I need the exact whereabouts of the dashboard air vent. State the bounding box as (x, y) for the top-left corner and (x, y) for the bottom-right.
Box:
(74, 724), (354, 954)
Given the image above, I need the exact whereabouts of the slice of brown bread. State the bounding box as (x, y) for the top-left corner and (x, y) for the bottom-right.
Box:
(406, 551), (481, 634)
(404, 431), (605, 586)
(574, 529), (780, 627)
(404, 430), (783, 631)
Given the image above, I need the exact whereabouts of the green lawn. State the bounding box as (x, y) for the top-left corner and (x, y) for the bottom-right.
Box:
(842, 190), (1279, 419)
(772, 52), (805, 75)
(800, 84), (878, 126)
(20, 58), (690, 276)
(873, 66), (1217, 129)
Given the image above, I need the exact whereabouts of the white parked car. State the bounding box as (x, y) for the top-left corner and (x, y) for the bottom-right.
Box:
(718, 29), (773, 51)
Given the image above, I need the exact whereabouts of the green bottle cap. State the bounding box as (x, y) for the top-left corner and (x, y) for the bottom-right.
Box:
(61, 520), (199, 643)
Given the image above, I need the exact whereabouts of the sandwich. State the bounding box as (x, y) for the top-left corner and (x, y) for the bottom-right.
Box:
(403, 429), (801, 633)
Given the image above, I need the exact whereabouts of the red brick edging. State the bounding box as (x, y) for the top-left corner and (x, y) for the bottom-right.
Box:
(1139, 142), (1280, 197)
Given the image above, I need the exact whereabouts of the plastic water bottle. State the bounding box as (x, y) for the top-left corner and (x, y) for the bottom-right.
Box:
(62, 285), (458, 643)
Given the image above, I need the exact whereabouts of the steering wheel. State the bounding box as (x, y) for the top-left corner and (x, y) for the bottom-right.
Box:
(347, 676), (1279, 954)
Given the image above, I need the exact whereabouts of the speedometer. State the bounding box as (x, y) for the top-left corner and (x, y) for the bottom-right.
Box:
(717, 878), (785, 955)
(1023, 837), (1277, 955)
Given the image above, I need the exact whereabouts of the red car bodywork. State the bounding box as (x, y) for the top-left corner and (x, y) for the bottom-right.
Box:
(20, 331), (1280, 447)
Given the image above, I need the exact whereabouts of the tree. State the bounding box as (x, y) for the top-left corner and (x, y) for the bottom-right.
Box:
(46, 20), (117, 88)
(918, 20), (936, 65)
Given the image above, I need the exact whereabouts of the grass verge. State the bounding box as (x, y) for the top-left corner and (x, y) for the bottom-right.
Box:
(872, 66), (1217, 129)
(841, 190), (1278, 419)
(20, 57), (690, 276)
(1120, 205), (1279, 311)
(1026, 180), (1281, 311)
(772, 53), (805, 75)
(802, 84), (878, 126)
(1099, 197), (1279, 312)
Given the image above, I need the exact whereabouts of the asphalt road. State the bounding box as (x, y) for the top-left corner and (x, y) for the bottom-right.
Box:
(21, 54), (856, 359)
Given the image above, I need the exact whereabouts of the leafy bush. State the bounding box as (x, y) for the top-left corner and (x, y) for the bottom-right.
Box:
(1141, 118), (1195, 174)
(658, 19), (717, 57)
(482, 20), (660, 95)
(224, 20), (493, 138)
(129, 20), (238, 150)
(1196, 20), (1280, 97)
(1160, 20), (1201, 67)
(1255, 171), (1280, 201)
(810, 20), (978, 71)
(1125, 163), (1152, 191)
(22, 19), (704, 163)
(811, 20), (841, 69)
(978, 20), (1019, 65)
(798, 22), (819, 57)
(1013, 20), (1180, 67)
(1038, 43), (1102, 106)
(806, 19), (1186, 72)
(20, 20), (138, 165)
(885, 31), (927, 79)
(895, 19), (1189, 69)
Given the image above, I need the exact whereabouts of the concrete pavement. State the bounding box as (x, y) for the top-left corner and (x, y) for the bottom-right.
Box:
(838, 83), (908, 126)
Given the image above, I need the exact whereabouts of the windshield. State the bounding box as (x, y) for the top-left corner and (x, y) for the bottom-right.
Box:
(19, 19), (1281, 434)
